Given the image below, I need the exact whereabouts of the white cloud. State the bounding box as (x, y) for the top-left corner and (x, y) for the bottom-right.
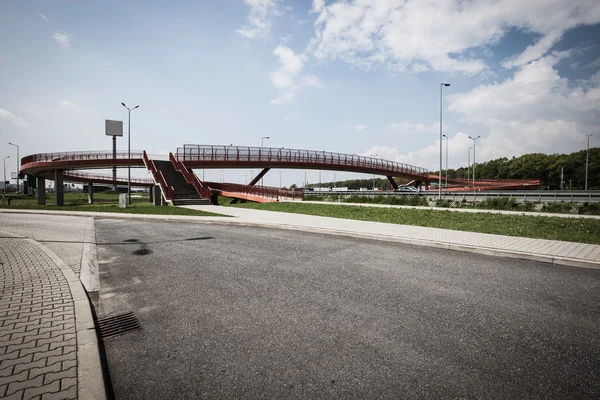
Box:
(52, 31), (71, 48)
(236, 0), (279, 40)
(269, 46), (321, 105)
(361, 54), (600, 170)
(41, 14), (48, 23)
(0, 108), (27, 127)
(281, 33), (292, 43)
(308, 0), (600, 73)
(58, 100), (83, 112)
(339, 124), (367, 131)
(297, 19), (309, 25)
(386, 121), (443, 133)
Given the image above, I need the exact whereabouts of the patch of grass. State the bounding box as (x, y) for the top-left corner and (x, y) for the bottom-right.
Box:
(230, 202), (600, 244)
(0, 192), (225, 217)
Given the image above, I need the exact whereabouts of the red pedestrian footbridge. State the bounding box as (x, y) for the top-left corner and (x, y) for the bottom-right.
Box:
(20, 145), (430, 205)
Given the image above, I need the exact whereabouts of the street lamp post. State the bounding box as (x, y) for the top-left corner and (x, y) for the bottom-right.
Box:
(442, 134), (448, 191)
(220, 170), (224, 183)
(121, 102), (139, 205)
(279, 171), (283, 188)
(370, 154), (378, 190)
(467, 147), (472, 183)
(3, 156), (9, 199)
(468, 135), (481, 189)
(439, 83), (451, 199)
(585, 134), (593, 191)
(8, 143), (19, 193)
(261, 136), (270, 186)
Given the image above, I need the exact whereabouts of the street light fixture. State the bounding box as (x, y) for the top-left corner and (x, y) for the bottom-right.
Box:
(8, 142), (19, 193)
(3, 156), (9, 199)
(585, 134), (593, 191)
(121, 102), (139, 205)
(468, 135), (481, 189)
(442, 134), (448, 191)
(439, 83), (450, 199)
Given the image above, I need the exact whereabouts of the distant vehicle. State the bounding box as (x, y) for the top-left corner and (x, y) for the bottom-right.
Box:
(396, 186), (418, 192)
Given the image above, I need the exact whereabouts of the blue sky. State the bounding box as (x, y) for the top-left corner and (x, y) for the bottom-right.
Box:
(1, 0), (599, 187)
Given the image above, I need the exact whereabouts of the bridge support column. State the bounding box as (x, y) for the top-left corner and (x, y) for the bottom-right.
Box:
(54, 169), (64, 206)
(149, 186), (154, 203)
(153, 186), (163, 206)
(88, 183), (94, 204)
(248, 168), (271, 186)
(37, 177), (45, 205)
(387, 176), (399, 190)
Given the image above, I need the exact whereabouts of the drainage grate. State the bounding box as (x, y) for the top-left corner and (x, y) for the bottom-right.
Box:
(98, 311), (141, 338)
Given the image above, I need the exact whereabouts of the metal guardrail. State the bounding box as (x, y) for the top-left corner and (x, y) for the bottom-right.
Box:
(177, 145), (429, 179)
(306, 190), (600, 203)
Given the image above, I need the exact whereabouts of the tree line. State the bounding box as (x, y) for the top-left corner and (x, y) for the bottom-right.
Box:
(436, 147), (599, 190)
(303, 147), (599, 190)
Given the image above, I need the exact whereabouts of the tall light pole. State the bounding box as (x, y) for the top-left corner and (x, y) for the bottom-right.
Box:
(370, 154), (378, 190)
(261, 136), (270, 186)
(467, 147), (472, 183)
(468, 135), (481, 189)
(3, 156), (9, 198)
(220, 170), (224, 183)
(121, 102), (139, 205)
(442, 134), (448, 191)
(585, 134), (593, 191)
(8, 142), (19, 193)
(439, 83), (451, 199)
(279, 171), (283, 188)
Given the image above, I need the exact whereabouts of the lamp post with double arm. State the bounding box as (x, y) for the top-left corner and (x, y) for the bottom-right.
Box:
(121, 102), (139, 205)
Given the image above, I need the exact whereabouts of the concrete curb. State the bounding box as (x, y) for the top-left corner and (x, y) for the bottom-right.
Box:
(2, 208), (599, 271)
(26, 238), (107, 400)
(80, 217), (100, 293)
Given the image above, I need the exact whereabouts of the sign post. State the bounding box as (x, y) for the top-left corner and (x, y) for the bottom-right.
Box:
(105, 120), (123, 190)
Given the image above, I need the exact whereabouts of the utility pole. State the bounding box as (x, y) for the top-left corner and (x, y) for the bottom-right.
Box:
(468, 136), (481, 189)
(8, 143), (19, 193)
(439, 83), (451, 199)
(585, 134), (593, 190)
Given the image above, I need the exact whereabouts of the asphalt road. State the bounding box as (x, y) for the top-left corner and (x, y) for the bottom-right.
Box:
(95, 219), (600, 399)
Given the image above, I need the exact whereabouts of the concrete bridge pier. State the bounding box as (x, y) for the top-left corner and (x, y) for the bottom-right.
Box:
(153, 186), (164, 206)
(149, 186), (154, 203)
(88, 183), (94, 204)
(37, 177), (45, 205)
(54, 170), (64, 206)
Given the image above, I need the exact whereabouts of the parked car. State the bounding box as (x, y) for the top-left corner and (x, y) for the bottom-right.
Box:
(396, 186), (417, 192)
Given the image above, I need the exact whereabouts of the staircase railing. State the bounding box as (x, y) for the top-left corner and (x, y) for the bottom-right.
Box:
(169, 152), (211, 200)
(143, 150), (174, 202)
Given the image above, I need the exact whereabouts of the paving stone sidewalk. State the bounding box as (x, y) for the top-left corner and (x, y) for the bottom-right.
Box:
(0, 233), (77, 400)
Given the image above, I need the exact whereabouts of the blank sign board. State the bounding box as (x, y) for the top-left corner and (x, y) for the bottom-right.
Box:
(105, 119), (124, 136)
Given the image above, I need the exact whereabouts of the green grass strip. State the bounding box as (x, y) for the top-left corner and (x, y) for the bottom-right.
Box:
(230, 202), (600, 245)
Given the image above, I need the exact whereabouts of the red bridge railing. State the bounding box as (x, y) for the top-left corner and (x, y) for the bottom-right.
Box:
(177, 145), (429, 179)
(206, 181), (303, 201)
(169, 153), (211, 199)
(63, 171), (154, 186)
(143, 151), (174, 201)
(21, 151), (144, 166)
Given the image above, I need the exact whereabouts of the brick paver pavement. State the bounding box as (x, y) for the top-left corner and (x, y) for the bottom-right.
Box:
(0, 232), (77, 400)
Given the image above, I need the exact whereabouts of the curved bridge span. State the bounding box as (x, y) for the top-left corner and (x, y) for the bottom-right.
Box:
(19, 146), (428, 206)
(176, 145), (429, 181)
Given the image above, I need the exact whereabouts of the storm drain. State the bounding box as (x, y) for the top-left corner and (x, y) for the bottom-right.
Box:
(98, 311), (141, 338)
